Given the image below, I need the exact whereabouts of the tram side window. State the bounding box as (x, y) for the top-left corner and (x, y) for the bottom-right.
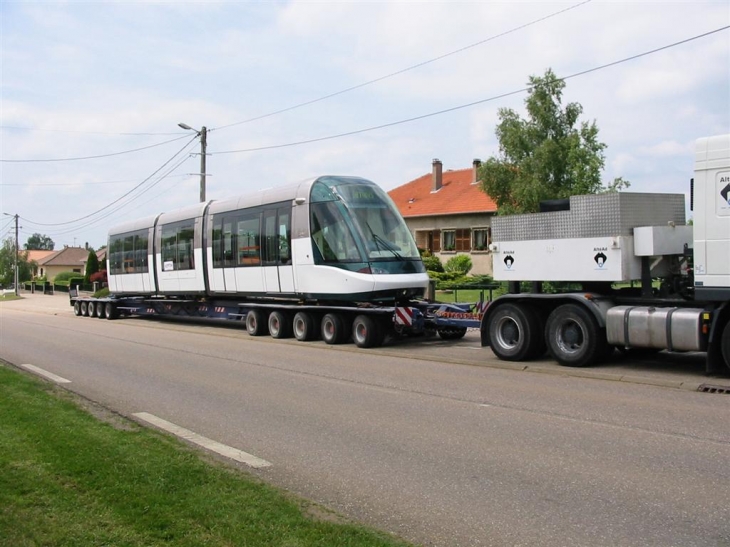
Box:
(109, 229), (149, 275)
(237, 214), (260, 266)
(212, 219), (223, 268)
(134, 233), (149, 272)
(124, 235), (135, 273)
(278, 208), (291, 265)
(161, 221), (195, 272)
(212, 217), (236, 268)
(109, 235), (125, 275)
(161, 226), (177, 271)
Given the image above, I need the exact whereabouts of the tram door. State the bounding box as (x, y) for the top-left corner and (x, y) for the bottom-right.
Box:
(262, 207), (294, 293)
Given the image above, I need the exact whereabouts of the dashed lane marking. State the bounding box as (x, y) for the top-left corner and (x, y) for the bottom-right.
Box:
(20, 364), (71, 384)
(132, 412), (272, 469)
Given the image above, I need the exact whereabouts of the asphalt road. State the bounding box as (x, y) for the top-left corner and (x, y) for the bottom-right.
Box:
(1, 293), (729, 547)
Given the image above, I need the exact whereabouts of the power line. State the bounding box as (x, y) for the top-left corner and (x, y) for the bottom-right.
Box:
(211, 0), (593, 132)
(43, 151), (195, 238)
(20, 136), (198, 227)
(0, 174), (188, 187)
(214, 25), (730, 156)
(0, 134), (191, 163)
(0, 125), (185, 136)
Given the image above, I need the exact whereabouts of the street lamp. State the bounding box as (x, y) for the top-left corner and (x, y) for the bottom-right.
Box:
(3, 212), (19, 296)
(178, 123), (208, 202)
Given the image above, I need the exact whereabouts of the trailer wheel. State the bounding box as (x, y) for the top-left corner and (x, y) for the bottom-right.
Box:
(721, 320), (730, 369)
(545, 303), (606, 367)
(352, 315), (385, 348)
(268, 311), (292, 339)
(95, 302), (105, 318)
(245, 309), (269, 337)
(81, 301), (89, 316)
(321, 313), (349, 345)
(73, 301), (81, 316)
(438, 327), (467, 340)
(104, 302), (118, 320)
(293, 312), (319, 341)
(488, 303), (541, 361)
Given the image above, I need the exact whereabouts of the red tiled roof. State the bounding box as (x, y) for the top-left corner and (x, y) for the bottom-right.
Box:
(388, 167), (497, 217)
(37, 247), (89, 267)
(24, 250), (57, 263)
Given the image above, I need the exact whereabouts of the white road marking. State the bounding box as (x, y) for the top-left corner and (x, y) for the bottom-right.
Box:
(132, 412), (272, 469)
(20, 364), (71, 384)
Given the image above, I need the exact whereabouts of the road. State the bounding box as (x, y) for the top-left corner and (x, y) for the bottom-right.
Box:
(1, 293), (729, 547)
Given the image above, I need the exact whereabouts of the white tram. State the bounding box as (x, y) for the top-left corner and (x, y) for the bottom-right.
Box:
(107, 176), (429, 303)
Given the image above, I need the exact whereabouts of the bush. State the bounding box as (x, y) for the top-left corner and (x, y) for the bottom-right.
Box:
(90, 270), (107, 283)
(422, 254), (444, 273)
(444, 254), (473, 275)
(53, 271), (82, 283)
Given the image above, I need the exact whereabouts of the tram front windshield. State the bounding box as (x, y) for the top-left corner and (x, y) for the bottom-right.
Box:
(310, 177), (422, 269)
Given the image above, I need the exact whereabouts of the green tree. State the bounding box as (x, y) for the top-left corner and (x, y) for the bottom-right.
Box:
(84, 249), (100, 284)
(479, 68), (628, 214)
(0, 238), (32, 286)
(25, 233), (55, 250)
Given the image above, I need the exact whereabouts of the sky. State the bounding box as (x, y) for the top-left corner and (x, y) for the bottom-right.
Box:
(1, 0), (729, 251)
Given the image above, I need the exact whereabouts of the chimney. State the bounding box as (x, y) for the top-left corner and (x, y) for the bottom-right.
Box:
(472, 159), (482, 184)
(432, 159), (443, 192)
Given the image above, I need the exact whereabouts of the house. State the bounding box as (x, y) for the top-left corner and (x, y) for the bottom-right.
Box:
(388, 159), (498, 275)
(24, 250), (57, 279)
(36, 246), (91, 281)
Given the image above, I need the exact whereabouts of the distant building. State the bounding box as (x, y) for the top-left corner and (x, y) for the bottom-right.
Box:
(388, 159), (498, 275)
(36, 247), (89, 281)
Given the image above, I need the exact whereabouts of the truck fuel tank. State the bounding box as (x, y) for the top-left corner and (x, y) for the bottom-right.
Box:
(606, 306), (706, 352)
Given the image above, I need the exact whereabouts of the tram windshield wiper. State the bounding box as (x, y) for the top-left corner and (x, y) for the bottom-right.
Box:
(365, 222), (404, 260)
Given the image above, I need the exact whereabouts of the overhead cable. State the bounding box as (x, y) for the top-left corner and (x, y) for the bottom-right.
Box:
(214, 25), (730, 155)
(211, 0), (593, 132)
(1, 134), (192, 163)
(20, 136), (198, 227)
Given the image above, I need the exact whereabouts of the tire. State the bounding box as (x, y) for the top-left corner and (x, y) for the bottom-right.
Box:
(104, 302), (118, 320)
(321, 313), (348, 345)
(73, 301), (81, 316)
(487, 303), (542, 361)
(81, 301), (89, 317)
(438, 327), (467, 340)
(268, 310), (292, 339)
(95, 302), (105, 318)
(545, 303), (606, 367)
(721, 320), (730, 370)
(245, 309), (269, 336)
(352, 315), (385, 348)
(293, 312), (319, 342)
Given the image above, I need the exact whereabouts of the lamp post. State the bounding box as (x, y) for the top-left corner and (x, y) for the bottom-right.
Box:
(178, 123), (208, 202)
(3, 213), (19, 296)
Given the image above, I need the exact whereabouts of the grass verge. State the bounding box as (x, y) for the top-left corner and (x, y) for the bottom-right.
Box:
(0, 363), (413, 547)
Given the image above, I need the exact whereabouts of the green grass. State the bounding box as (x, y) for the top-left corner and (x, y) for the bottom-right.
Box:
(0, 364), (413, 547)
(435, 287), (503, 304)
(0, 293), (21, 302)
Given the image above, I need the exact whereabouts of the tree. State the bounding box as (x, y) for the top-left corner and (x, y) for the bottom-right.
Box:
(0, 238), (32, 286)
(479, 68), (628, 215)
(25, 233), (55, 250)
(84, 249), (100, 284)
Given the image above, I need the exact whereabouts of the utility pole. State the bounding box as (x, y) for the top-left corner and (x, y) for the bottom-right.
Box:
(199, 126), (207, 203)
(3, 213), (19, 296)
(178, 123), (208, 202)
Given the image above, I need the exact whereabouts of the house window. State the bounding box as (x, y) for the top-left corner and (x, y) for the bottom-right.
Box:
(442, 231), (456, 251)
(472, 228), (491, 251)
(442, 229), (471, 252)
